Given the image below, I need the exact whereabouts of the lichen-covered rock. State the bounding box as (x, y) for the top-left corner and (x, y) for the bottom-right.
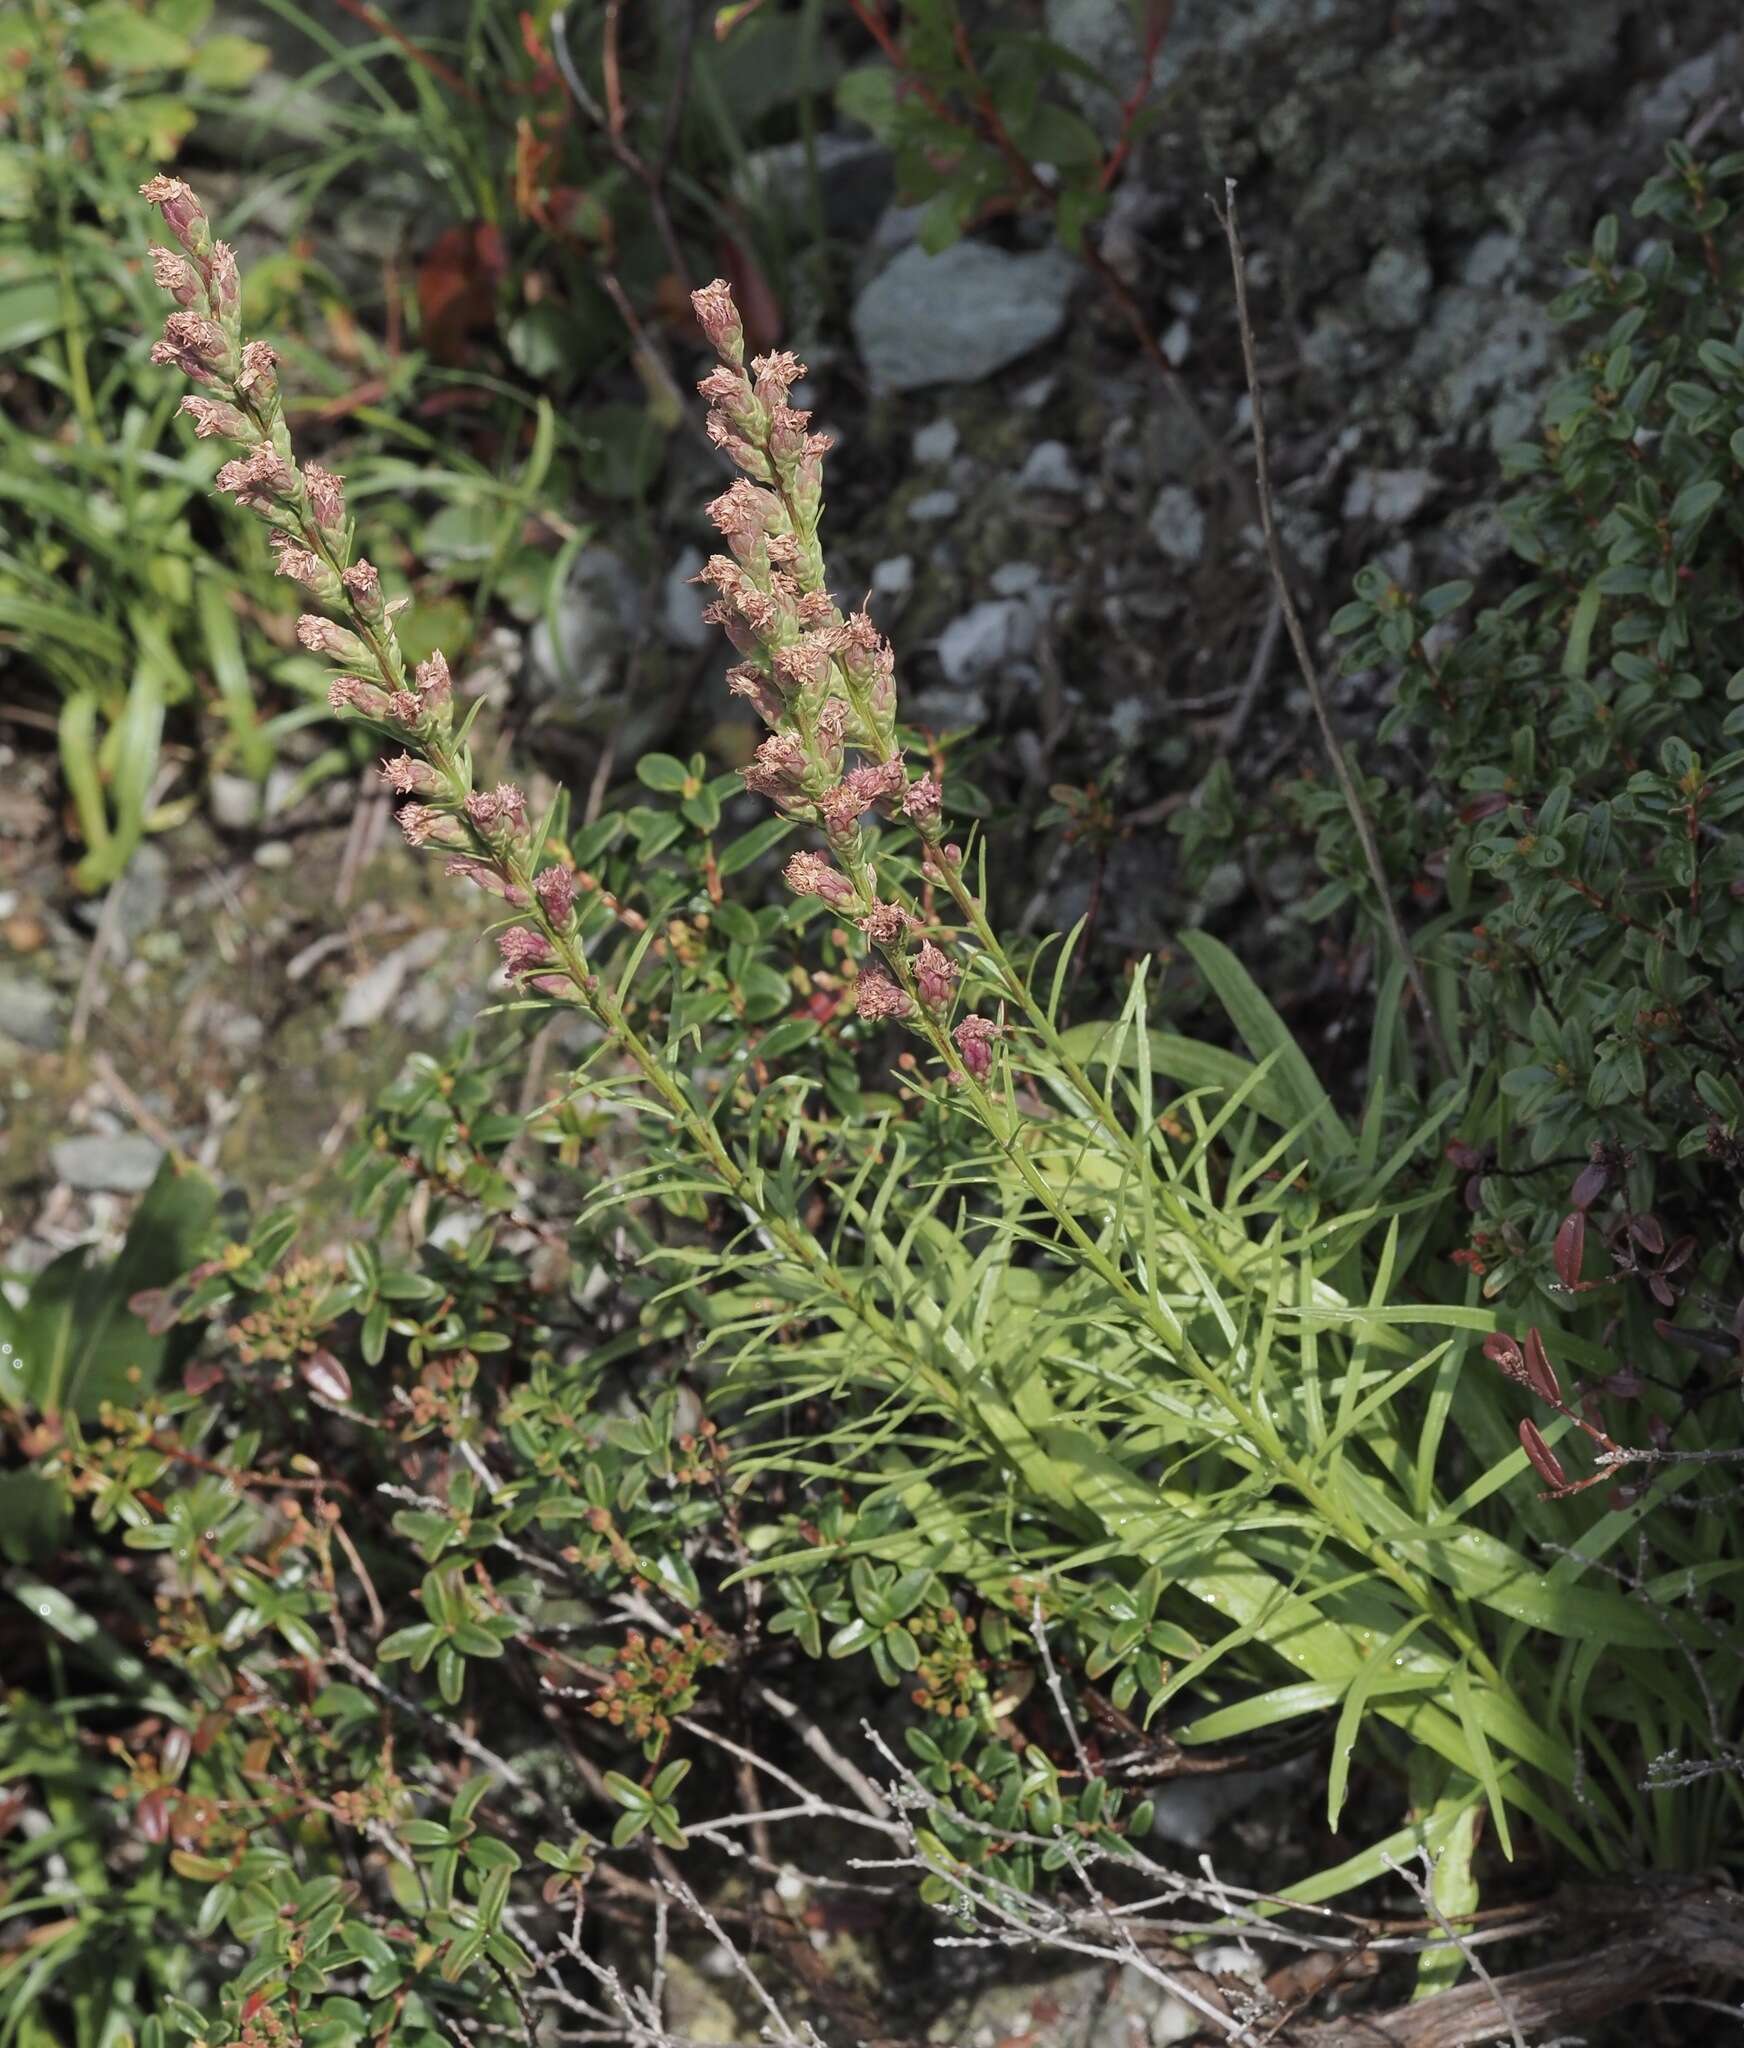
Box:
(852, 242), (1077, 393)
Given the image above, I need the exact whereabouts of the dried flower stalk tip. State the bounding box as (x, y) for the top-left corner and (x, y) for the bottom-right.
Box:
(954, 1015), (999, 1081)
(691, 278), (745, 366)
(535, 865), (577, 926)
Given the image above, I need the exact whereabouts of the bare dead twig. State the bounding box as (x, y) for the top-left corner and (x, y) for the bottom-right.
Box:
(1213, 180), (1455, 1082)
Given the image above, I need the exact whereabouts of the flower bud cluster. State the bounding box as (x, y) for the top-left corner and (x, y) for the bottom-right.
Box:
(142, 175), (585, 1017)
(690, 278), (999, 1083)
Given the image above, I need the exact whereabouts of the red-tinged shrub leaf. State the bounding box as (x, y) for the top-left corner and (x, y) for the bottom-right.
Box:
(1662, 1235), (1698, 1275)
(1553, 1211), (1585, 1291)
(1649, 1273), (1677, 1308)
(128, 1287), (181, 1337)
(1570, 1159), (1609, 1210)
(136, 1788), (170, 1844)
(1629, 1212), (1665, 1255)
(1445, 1141), (1484, 1172)
(1519, 1418), (1567, 1491)
(1522, 1327), (1561, 1404)
(183, 1358), (226, 1397)
(300, 1349), (352, 1405)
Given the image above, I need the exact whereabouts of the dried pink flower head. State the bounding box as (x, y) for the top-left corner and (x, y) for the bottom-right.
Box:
(388, 691), (423, 724)
(327, 676), (394, 719)
(855, 971), (913, 1023)
(216, 443), (297, 516)
(465, 782), (528, 837)
(397, 803), (467, 849)
(150, 245), (204, 309)
(379, 753), (441, 796)
(701, 599), (761, 661)
(296, 614), (367, 664)
(843, 759), (905, 813)
(742, 733), (812, 807)
(707, 480), (784, 549)
(150, 312), (230, 382)
(751, 349), (805, 408)
(784, 851), (855, 907)
(266, 531), (320, 583)
(703, 408), (771, 480)
(302, 463), (345, 531)
(530, 974), (573, 999)
(697, 364), (753, 412)
(772, 635), (832, 698)
(498, 926), (555, 974)
(691, 278), (745, 366)
(902, 773), (943, 825)
(817, 781), (867, 841)
(140, 175), (209, 255)
(726, 662), (785, 728)
(913, 940), (957, 1011)
(341, 559), (383, 619)
(178, 394), (249, 440)
(444, 857), (527, 905)
(235, 340), (279, 402)
(413, 650), (452, 714)
(858, 900), (914, 948)
(795, 587), (838, 629)
(765, 404), (810, 465)
(953, 1015), (999, 1081)
(534, 864), (577, 925)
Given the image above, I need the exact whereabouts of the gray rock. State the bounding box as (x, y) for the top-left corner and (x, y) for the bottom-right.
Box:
(936, 600), (1037, 685)
(1016, 439), (1083, 493)
(52, 1134), (165, 1194)
(1148, 484), (1207, 565)
(908, 488), (960, 523)
(0, 969), (63, 1051)
(1363, 244), (1433, 332)
(853, 241), (1077, 393)
(209, 773), (262, 831)
(1343, 466), (1439, 524)
(1414, 286), (1553, 447)
(872, 555), (914, 597)
(660, 547), (710, 650)
(339, 930), (451, 1031)
(1045, 0), (1145, 137)
(527, 547), (640, 703)
(736, 132), (893, 240)
(990, 561), (1044, 596)
(911, 418), (960, 466)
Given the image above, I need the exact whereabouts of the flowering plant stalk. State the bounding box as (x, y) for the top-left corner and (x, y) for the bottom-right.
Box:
(135, 177), (1740, 1903)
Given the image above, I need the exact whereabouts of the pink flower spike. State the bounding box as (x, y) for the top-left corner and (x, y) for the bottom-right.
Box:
(954, 1015), (999, 1081)
(397, 803), (468, 849)
(498, 926), (555, 974)
(784, 851), (855, 907)
(913, 940), (957, 1011)
(270, 532), (327, 588)
(413, 650), (452, 714)
(178, 394), (250, 441)
(303, 462), (346, 532)
(206, 241), (241, 322)
(379, 753), (442, 796)
(443, 858), (527, 905)
(342, 559), (384, 621)
(534, 865), (577, 926)
(150, 246), (204, 309)
(530, 974), (573, 999)
(902, 773), (943, 825)
(140, 175), (209, 255)
(751, 349), (806, 408)
(327, 675), (394, 720)
(691, 278), (745, 365)
(296, 614), (367, 664)
(466, 783), (529, 838)
(235, 340), (279, 402)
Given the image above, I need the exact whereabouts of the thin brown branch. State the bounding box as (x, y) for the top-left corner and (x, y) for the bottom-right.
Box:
(1213, 180), (1455, 1081)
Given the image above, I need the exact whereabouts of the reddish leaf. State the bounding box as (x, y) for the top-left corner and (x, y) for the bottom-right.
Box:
(417, 224), (508, 363)
(1649, 1272), (1677, 1309)
(1444, 1141), (1484, 1173)
(136, 1788), (170, 1844)
(1522, 1327), (1561, 1405)
(300, 1349), (352, 1405)
(1628, 1212), (1665, 1256)
(128, 1286), (181, 1337)
(1661, 1235), (1698, 1276)
(1604, 1367), (1645, 1400)
(1518, 1418), (1567, 1491)
(1553, 1211), (1586, 1291)
(182, 1358), (226, 1398)
(1570, 1159), (1609, 1210)
(160, 1727), (190, 1785)
(1481, 1332), (1525, 1381)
